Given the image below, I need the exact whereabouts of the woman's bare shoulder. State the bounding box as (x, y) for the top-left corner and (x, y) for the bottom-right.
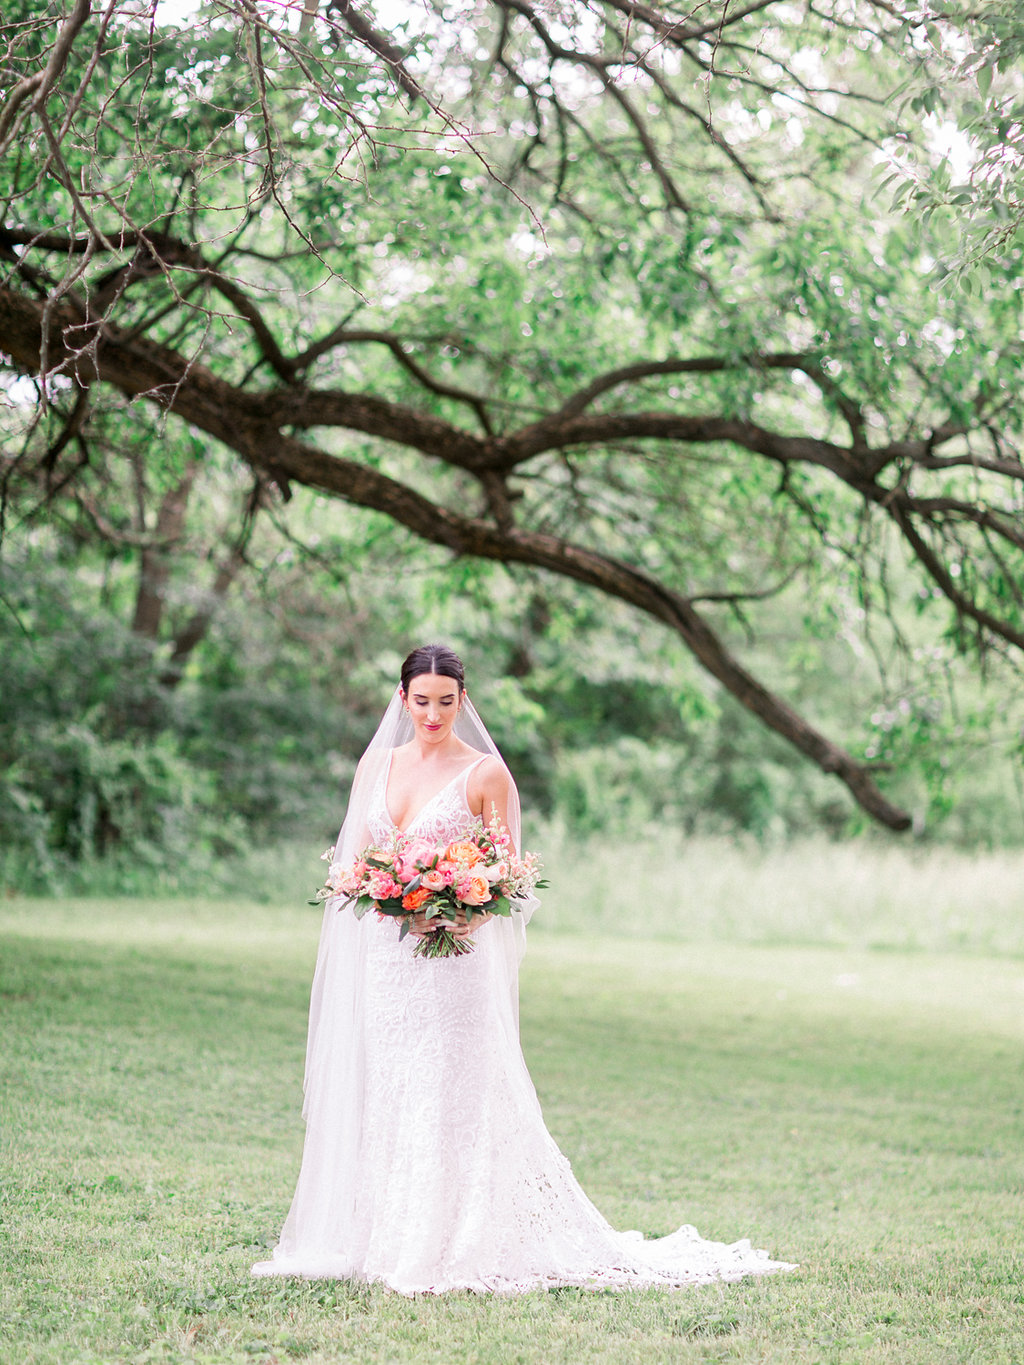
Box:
(353, 746), (389, 782)
(467, 753), (512, 793)
(473, 752), (507, 775)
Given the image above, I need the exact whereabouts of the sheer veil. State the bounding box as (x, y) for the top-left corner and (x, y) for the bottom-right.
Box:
(301, 685), (536, 1117)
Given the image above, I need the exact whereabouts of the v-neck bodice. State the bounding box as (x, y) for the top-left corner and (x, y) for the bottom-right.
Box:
(369, 750), (487, 842)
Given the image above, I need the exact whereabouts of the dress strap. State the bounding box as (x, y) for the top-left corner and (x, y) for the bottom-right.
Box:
(462, 753), (489, 778)
(457, 752), (489, 807)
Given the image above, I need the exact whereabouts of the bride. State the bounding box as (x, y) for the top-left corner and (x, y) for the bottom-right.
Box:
(252, 644), (795, 1293)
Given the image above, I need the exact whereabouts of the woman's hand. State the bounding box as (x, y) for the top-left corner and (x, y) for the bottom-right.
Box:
(407, 908), (493, 939)
(447, 908), (493, 940)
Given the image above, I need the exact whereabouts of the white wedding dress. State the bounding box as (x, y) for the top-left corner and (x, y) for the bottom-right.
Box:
(252, 752), (795, 1293)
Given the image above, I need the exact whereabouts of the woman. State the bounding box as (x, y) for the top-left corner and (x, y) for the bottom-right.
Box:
(253, 644), (794, 1293)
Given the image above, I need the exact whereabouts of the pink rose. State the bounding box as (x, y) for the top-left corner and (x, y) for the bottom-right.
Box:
(420, 869), (447, 891)
(395, 837), (437, 883)
(484, 860), (508, 884)
(366, 869), (402, 900)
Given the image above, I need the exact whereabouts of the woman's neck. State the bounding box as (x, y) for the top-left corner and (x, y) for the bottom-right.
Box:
(408, 735), (466, 763)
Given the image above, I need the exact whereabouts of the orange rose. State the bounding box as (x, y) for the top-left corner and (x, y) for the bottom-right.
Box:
(402, 886), (432, 912)
(445, 840), (485, 867)
(456, 872), (491, 906)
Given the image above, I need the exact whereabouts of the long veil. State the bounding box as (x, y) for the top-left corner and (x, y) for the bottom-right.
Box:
(258, 684), (542, 1270)
(302, 686), (536, 1116)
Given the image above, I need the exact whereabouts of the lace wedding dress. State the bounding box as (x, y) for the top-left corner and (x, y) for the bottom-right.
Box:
(252, 751), (795, 1294)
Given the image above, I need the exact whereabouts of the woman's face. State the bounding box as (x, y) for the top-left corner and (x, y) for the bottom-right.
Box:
(403, 672), (462, 744)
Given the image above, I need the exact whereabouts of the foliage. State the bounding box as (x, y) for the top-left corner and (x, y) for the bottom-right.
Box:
(887, 1), (1024, 271)
(0, 533), (387, 891)
(3, 502), (1022, 898)
(0, 541), (240, 891)
(1, 0), (1023, 849)
(2, 891), (1024, 1362)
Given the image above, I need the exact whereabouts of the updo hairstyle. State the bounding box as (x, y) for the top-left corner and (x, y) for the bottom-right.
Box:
(399, 644), (466, 697)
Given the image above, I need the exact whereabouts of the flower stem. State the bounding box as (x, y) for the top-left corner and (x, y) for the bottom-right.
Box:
(412, 928), (474, 959)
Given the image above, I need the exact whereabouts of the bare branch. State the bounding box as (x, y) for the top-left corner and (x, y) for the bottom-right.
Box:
(548, 352), (809, 421)
(901, 497), (1024, 552)
(913, 451), (1024, 481)
(597, 0), (782, 45)
(299, 328), (496, 434)
(71, 485), (177, 549)
(0, 0), (91, 152)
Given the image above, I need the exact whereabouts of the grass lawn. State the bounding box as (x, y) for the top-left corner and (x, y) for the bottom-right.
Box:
(1, 883), (1023, 1364)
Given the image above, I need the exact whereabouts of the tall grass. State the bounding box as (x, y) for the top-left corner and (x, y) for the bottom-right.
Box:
(532, 830), (1024, 955)
(2, 839), (1024, 1364)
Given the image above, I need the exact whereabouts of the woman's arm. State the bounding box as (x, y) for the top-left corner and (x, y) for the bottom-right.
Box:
(339, 749), (378, 854)
(467, 756), (516, 849)
(423, 756), (515, 942)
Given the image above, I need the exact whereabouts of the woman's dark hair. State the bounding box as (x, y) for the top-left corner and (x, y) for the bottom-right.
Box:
(400, 644), (466, 696)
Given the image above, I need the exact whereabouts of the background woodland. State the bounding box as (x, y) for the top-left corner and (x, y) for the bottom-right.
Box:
(2, 0), (1023, 890)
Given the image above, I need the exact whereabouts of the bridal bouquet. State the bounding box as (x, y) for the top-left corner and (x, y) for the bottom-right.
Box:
(316, 811), (543, 959)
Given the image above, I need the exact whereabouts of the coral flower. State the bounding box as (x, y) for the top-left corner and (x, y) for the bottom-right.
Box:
(445, 839), (485, 867)
(457, 872), (491, 906)
(402, 886), (433, 912)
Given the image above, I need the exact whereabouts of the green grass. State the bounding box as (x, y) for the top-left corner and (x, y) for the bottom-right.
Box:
(2, 857), (1023, 1364)
(532, 830), (1024, 955)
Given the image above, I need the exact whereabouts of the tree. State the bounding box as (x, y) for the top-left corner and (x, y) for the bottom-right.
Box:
(1, 0), (1022, 834)
(886, 0), (1024, 271)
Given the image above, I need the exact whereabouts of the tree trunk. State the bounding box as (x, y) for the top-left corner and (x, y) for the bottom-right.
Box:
(130, 461), (198, 640)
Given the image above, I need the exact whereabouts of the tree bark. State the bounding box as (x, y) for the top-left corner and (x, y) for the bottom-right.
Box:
(131, 462), (198, 640)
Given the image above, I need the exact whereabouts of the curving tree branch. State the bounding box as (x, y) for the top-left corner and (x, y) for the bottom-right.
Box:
(0, 277), (941, 830)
